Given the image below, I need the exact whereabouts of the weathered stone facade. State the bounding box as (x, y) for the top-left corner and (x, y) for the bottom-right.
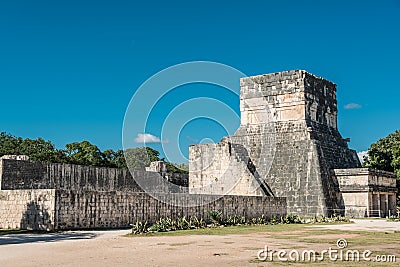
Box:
(1, 69), (398, 230)
(189, 141), (270, 197)
(333, 168), (397, 217)
(189, 70), (397, 217)
(0, 159), (286, 230)
(0, 189), (56, 230)
(54, 191), (285, 230)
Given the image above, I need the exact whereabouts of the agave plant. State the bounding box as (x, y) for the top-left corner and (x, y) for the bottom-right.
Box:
(282, 214), (302, 224)
(238, 216), (246, 225)
(206, 210), (224, 226)
(190, 215), (205, 228)
(177, 216), (190, 230)
(269, 216), (278, 225)
(329, 215), (350, 223)
(257, 214), (266, 225)
(132, 220), (149, 234)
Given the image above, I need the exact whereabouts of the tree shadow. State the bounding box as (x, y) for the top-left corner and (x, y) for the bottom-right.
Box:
(0, 200), (97, 245)
(20, 201), (53, 231)
(0, 231), (97, 245)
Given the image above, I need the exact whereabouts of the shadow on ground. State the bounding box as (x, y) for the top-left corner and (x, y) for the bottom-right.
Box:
(0, 232), (98, 245)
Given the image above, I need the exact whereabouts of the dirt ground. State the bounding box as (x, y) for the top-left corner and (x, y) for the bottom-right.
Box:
(0, 219), (399, 267)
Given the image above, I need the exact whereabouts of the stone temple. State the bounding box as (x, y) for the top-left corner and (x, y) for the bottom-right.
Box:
(0, 70), (398, 230)
(189, 70), (397, 217)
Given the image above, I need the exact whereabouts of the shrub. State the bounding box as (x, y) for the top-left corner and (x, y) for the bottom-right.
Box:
(281, 214), (302, 224)
(177, 216), (190, 230)
(330, 214), (350, 223)
(131, 220), (149, 234)
(190, 215), (206, 228)
(206, 210), (224, 226)
(130, 212), (352, 235)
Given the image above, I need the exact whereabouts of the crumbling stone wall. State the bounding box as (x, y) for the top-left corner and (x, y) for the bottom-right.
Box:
(0, 159), (286, 230)
(0, 189), (55, 230)
(0, 159), (187, 193)
(55, 191), (286, 229)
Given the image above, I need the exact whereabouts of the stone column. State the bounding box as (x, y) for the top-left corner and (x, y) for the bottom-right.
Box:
(384, 193), (389, 217)
(367, 192), (372, 217)
(377, 192), (381, 217)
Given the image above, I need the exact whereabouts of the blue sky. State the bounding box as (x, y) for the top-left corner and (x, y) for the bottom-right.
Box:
(0, 0), (399, 163)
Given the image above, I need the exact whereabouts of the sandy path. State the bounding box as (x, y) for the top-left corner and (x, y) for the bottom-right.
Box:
(0, 219), (399, 267)
(313, 219), (400, 232)
(0, 230), (276, 267)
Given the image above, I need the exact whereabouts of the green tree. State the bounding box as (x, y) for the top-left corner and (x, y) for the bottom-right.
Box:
(65, 141), (107, 167)
(124, 147), (160, 170)
(363, 130), (400, 208)
(19, 138), (67, 163)
(1, 132), (187, 173)
(0, 132), (67, 163)
(103, 149), (127, 168)
(165, 162), (189, 174)
(0, 132), (21, 155)
(392, 143), (400, 178)
(363, 130), (400, 178)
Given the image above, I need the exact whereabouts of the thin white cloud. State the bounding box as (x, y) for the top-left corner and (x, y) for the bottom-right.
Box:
(344, 103), (362, 110)
(357, 151), (368, 164)
(134, 133), (162, 143)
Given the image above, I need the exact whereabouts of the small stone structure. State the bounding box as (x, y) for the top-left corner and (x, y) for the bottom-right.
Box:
(145, 160), (188, 187)
(145, 160), (167, 173)
(0, 159), (286, 230)
(189, 70), (398, 217)
(333, 168), (397, 217)
(1, 155), (30, 161)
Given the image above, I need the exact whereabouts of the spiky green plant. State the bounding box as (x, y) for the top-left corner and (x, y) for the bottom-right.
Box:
(132, 220), (149, 234)
(206, 210), (224, 226)
(177, 216), (190, 230)
(190, 215), (206, 228)
(257, 215), (266, 225)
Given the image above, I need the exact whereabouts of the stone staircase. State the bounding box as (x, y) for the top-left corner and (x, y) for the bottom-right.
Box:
(229, 142), (274, 196)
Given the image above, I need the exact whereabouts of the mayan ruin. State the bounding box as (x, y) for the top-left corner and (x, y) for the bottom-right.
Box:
(0, 70), (397, 231)
(2, 2), (399, 265)
(189, 70), (398, 217)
